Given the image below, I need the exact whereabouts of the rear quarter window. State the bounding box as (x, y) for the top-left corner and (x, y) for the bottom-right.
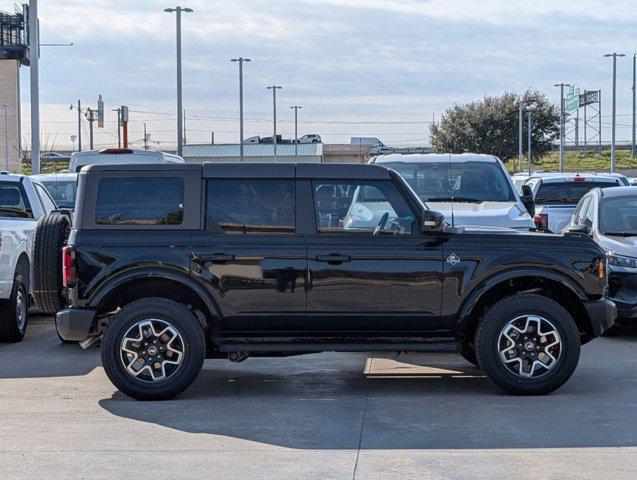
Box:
(95, 177), (184, 225)
(0, 182), (33, 219)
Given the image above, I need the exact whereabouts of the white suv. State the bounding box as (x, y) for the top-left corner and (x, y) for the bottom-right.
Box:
(0, 173), (58, 341)
(371, 153), (534, 230)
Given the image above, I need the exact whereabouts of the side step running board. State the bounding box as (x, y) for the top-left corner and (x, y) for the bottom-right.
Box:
(217, 342), (459, 353)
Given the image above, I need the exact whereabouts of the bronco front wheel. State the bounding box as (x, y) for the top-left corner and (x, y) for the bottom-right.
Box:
(101, 298), (205, 400)
(476, 293), (581, 395)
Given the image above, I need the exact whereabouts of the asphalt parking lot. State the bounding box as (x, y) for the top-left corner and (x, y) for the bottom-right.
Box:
(0, 315), (636, 479)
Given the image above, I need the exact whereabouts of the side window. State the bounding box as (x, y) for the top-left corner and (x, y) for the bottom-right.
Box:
(34, 184), (57, 213)
(95, 177), (184, 225)
(206, 180), (295, 234)
(574, 196), (591, 224)
(583, 199), (596, 227)
(312, 180), (415, 236)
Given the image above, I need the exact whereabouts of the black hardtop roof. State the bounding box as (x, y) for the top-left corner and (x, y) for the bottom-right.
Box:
(81, 162), (392, 180)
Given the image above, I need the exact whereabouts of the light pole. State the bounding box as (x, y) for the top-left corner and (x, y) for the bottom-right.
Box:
(29, 0), (40, 174)
(518, 102), (523, 173)
(554, 83), (571, 173)
(630, 53), (637, 158)
(231, 57), (251, 162)
(527, 111), (532, 175)
(267, 85), (282, 158)
(604, 53), (625, 173)
(164, 6), (193, 157)
(290, 105), (302, 156)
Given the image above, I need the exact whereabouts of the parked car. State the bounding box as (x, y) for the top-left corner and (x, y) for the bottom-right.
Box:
(298, 134), (322, 144)
(40, 152), (71, 163)
(371, 153), (534, 230)
(629, 178), (637, 186)
(579, 172), (630, 186)
(32, 173), (78, 210)
(369, 143), (392, 155)
(53, 162), (614, 400)
(525, 173), (622, 233)
(0, 172), (59, 341)
(69, 148), (184, 173)
(563, 186), (637, 323)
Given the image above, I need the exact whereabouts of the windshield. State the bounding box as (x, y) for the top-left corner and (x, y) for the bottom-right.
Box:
(382, 161), (515, 203)
(600, 197), (637, 235)
(535, 181), (618, 205)
(38, 178), (77, 208)
(0, 181), (33, 218)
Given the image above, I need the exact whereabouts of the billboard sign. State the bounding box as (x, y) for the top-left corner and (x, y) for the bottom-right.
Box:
(579, 90), (599, 107)
(566, 86), (580, 112)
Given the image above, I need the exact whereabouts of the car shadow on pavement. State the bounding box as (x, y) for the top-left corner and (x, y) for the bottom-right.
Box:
(0, 314), (100, 378)
(99, 341), (637, 451)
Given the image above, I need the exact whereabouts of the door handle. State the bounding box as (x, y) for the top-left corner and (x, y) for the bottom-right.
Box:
(316, 254), (351, 264)
(199, 253), (236, 263)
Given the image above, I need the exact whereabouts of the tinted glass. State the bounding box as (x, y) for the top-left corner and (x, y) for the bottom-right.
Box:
(382, 161), (515, 203)
(535, 181), (618, 204)
(34, 184), (57, 213)
(38, 178), (77, 208)
(313, 180), (415, 235)
(206, 180), (295, 234)
(600, 197), (637, 235)
(0, 182), (33, 218)
(95, 177), (184, 225)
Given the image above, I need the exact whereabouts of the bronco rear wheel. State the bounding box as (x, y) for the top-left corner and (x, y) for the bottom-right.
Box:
(476, 293), (580, 395)
(101, 298), (205, 400)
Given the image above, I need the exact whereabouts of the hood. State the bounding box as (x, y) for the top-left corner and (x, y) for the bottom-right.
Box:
(597, 234), (637, 257)
(426, 201), (533, 229)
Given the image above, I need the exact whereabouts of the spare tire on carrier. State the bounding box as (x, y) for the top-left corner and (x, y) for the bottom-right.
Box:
(33, 213), (71, 315)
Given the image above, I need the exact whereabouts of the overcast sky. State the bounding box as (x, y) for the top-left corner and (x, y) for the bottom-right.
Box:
(8, 0), (637, 150)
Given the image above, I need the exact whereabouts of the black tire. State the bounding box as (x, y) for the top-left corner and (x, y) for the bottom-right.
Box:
(33, 213), (70, 314)
(0, 268), (29, 342)
(101, 298), (205, 400)
(459, 341), (480, 367)
(475, 293), (580, 395)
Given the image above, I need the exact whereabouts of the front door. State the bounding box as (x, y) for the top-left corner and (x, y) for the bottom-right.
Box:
(191, 178), (306, 335)
(305, 179), (444, 334)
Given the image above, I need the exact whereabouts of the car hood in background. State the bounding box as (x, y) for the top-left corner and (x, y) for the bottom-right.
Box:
(426, 201), (533, 229)
(597, 234), (637, 257)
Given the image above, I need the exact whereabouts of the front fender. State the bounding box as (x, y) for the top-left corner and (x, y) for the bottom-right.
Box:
(457, 267), (588, 326)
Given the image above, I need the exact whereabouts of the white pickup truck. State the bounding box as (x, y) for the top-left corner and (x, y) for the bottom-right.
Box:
(0, 172), (58, 341)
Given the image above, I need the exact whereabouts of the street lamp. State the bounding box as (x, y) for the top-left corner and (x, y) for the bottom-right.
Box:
(164, 6), (193, 157)
(554, 83), (571, 172)
(231, 57), (251, 162)
(290, 106), (302, 156)
(267, 85), (282, 158)
(631, 53), (636, 159)
(604, 53), (625, 172)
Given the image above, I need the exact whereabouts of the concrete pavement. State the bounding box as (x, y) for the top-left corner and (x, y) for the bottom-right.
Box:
(0, 315), (636, 479)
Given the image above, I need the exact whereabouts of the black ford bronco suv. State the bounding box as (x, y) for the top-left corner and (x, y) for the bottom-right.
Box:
(55, 163), (615, 400)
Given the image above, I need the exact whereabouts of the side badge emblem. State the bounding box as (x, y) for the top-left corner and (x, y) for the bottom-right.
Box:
(447, 253), (461, 265)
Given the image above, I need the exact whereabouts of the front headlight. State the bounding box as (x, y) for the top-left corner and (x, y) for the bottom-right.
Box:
(607, 253), (637, 270)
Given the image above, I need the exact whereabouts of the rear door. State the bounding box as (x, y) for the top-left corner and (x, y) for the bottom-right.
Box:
(303, 178), (445, 334)
(190, 167), (307, 335)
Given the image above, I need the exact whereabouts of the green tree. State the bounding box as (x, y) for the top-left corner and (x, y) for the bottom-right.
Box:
(430, 90), (560, 163)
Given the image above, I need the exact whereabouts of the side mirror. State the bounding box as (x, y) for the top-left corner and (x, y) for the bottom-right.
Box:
(520, 184), (535, 217)
(568, 224), (590, 235)
(421, 210), (445, 233)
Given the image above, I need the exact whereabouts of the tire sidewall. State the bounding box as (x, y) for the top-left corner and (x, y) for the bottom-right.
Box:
(101, 300), (205, 400)
(476, 295), (580, 394)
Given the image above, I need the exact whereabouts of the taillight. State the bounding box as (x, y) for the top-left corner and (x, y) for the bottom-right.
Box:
(62, 246), (76, 287)
(598, 258), (606, 279)
(534, 213), (549, 231)
(573, 177), (586, 182)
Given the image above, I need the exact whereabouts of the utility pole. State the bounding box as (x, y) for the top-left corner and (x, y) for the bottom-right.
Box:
(604, 53), (625, 173)
(630, 53), (637, 158)
(2, 105), (8, 170)
(143, 122), (149, 150)
(211, 131), (214, 144)
(29, 0), (40, 174)
(231, 57), (251, 162)
(85, 109), (96, 150)
(518, 102), (523, 173)
(583, 91), (587, 153)
(77, 100), (82, 151)
(290, 105), (302, 156)
(112, 107), (121, 148)
(183, 110), (187, 145)
(267, 85), (282, 158)
(554, 83), (571, 173)
(527, 112), (532, 175)
(164, 6), (193, 157)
